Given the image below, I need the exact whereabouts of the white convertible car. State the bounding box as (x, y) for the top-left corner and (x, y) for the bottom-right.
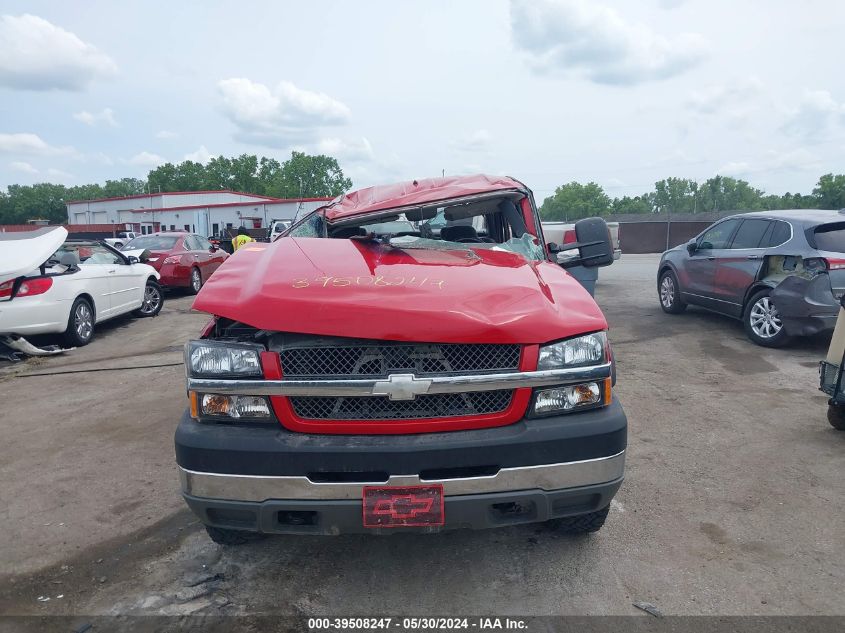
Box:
(0, 226), (163, 350)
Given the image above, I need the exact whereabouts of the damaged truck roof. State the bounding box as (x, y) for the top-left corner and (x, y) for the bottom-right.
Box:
(317, 174), (528, 221)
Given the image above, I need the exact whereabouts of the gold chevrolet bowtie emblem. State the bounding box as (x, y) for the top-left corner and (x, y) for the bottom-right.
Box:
(372, 374), (433, 401)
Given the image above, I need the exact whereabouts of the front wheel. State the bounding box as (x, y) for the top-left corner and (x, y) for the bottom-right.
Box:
(827, 404), (845, 430)
(133, 279), (163, 317)
(658, 269), (686, 314)
(743, 289), (791, 348)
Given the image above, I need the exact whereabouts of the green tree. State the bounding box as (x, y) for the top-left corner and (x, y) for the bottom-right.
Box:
(1, 183), (67, 223)
(697, 175), (764, 212)
(813, 173), (845, 209)
(611, 194), (653, 214)
(268, 151), (352, 198)
(539, 181), (611, 221)
(653, 177), (699, 214)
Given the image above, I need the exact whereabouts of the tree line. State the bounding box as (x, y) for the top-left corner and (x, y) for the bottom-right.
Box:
(539, 174), (845, 221)
(0, 151), (352, 225)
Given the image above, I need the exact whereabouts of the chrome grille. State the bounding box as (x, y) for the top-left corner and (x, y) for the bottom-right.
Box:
(280, 342), (521, 379)
(289, 390), (513, 421)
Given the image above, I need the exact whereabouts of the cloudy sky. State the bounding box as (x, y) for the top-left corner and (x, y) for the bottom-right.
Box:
(1, 0), (844, 201)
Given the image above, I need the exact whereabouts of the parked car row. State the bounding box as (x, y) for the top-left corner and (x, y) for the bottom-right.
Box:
(0, 227), (163, 350)
(0, 227), (235, 352)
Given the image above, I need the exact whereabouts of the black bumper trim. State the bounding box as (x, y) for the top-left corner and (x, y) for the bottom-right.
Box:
(175, 398), (627, 477)
(183, 478), (623, 535)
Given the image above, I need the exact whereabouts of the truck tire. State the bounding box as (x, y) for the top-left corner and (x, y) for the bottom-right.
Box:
(133, 279), (163, 317)
(827, 404), (845, 430)
(547, 506), (609, 534)
(658, 269), (686, 314)
(64, 296), (95, 347)
(204, 525), (264, 546)
(743, 288), (791, 348)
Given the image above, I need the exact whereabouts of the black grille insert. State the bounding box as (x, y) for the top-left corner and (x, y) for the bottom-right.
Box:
(280, 342), (521, 379)
(289, 390), (513, 421)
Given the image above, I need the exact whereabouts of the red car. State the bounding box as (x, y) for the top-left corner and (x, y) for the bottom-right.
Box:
(122, 232), (228, 293)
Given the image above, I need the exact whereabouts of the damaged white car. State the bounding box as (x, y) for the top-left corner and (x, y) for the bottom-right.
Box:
(0, 227), (163, 353)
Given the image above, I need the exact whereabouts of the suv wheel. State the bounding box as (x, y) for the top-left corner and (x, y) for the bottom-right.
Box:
(658, 269), (686, 314)
(547, 506), (609, 534)
(64, 297), (95, 346)
(205, 525), (264, 546)
(744, 289), (791, 347)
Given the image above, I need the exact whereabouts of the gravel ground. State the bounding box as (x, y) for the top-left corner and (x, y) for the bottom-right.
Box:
(0, 255), (843, 617)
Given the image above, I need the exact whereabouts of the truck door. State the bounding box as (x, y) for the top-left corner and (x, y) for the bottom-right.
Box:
(711, 219), (771, 317)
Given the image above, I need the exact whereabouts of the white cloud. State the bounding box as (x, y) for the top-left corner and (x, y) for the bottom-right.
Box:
(126, 151), (166, 167)
(9, 160), (37, 174)
(155, 130), (178, 140)
(0, 132), (76, 156)
(0, 14), (117, 91)
(73, 107), (118, 127)
(315, 137), (374, 162)
(218, 77), (351, 147)
(183, 145), (213, 164)
(510, 0), (708, 84)
(782, 90), (845, 141)
(451, 129), (492, 152)
(717, 161), (751, 176)
(46, 167), (73, 181)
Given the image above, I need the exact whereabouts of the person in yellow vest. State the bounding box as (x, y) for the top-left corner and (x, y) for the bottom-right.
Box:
(231, 227), (255, 252)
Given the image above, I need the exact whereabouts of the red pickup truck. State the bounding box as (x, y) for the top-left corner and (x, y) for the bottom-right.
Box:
(175, 174), (626, 544)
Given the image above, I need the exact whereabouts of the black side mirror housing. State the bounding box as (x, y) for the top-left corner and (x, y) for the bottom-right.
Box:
(686, 240), (697, 255)
(556, 217), (614, 269)
(127, 256), (139, 264)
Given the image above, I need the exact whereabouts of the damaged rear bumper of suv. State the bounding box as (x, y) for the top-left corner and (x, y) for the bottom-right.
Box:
(175, 399), (627, 535)
(770, 274), (840, 337)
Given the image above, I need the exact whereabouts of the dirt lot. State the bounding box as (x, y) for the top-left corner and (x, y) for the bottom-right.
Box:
(0, 255), (843, 616)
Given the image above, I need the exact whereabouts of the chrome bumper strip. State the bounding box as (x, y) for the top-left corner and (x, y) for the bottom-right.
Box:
(180, 450), (625, 502)
(187, 363), (611, 398)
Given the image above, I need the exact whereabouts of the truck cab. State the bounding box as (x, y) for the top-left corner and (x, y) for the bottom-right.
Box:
(175, 174), (626, 543)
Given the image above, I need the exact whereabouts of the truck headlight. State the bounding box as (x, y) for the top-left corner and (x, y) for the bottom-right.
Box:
(537, 332), (607, 370)
(186, 340), (263, 377)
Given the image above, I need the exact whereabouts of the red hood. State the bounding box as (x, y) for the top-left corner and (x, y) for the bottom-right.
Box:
(192, 238), (606, 344)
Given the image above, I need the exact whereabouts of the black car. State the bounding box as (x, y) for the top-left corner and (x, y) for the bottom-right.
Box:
(657, 210), (845, 347)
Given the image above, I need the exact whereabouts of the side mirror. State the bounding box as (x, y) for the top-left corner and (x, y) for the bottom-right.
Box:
(209, 246), (217, 252)
(127, 256), (140, 264)
(557, 217), (614, 269)
(686, 240), (697, 255)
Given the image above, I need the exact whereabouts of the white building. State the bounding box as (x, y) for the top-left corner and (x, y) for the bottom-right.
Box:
(65, 190), (332, 236)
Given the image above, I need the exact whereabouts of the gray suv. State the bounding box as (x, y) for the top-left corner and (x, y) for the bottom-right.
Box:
(657, 210), (845, 347)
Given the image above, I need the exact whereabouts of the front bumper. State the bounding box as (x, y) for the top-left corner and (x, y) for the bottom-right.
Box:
(175, 398), (627, 534)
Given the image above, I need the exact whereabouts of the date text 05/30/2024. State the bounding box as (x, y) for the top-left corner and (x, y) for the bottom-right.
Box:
(308, 617), (528, 631)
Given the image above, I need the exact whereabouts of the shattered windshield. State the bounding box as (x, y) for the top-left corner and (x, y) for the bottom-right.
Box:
(388, 232), (545, 262)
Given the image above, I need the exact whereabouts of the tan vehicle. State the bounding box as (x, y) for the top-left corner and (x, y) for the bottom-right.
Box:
(819, 296), (845, 430)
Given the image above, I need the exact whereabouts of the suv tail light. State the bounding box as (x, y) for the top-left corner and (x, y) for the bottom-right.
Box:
(825, 258), (845, 270)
